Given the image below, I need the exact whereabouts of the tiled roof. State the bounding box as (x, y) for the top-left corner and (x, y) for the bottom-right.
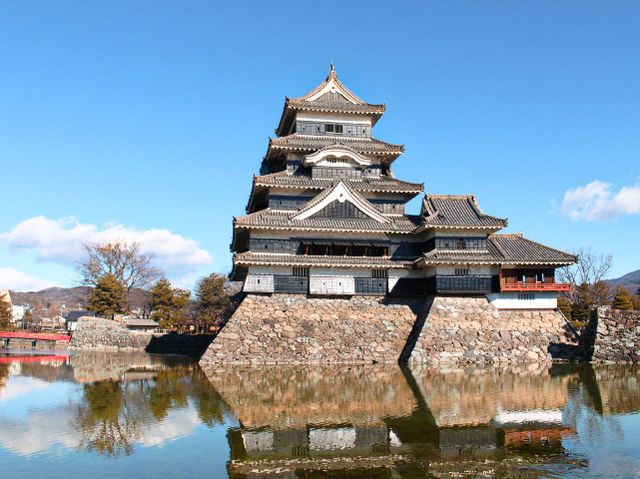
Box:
(285, 98), (386, 115)
(234, 209), (421, 234)
(234, 252), (412, 268)
(267, 134), (404, 158)
(419, 249), (498, 264)
(420, 194), (508, 229)
(286, 66), (385, 113)
(489, 233), (577, 265)
(254, 171), (423, 195)
(418, 233), (576, 266)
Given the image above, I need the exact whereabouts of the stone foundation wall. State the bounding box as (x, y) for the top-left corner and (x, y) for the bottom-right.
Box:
(199, 294), (426, 364)
(200, 294), (577, 365)
(407, 296), (574, 365)
(70, 317), (214, 357)
(70, 317), (154, 350)
(583, 307), (640, 363)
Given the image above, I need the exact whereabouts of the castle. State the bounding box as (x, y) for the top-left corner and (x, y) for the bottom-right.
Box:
(200, 66), (577, 365)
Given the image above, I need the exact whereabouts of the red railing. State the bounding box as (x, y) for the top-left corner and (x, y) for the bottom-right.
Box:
(0, 331), (72, 341)
(501, 282), (573, 292)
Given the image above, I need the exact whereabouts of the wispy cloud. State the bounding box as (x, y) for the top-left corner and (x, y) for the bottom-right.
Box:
(560, 180), (640, 221)
(0, 267), (58, 292)
(1, 216), (213, 286)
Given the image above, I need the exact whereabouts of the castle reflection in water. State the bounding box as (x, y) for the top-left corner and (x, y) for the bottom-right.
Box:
(1, 352), (639, 478)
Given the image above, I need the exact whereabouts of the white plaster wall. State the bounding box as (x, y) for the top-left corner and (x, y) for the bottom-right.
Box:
(486, 292), (558, 310)
(248, 266), (290, 275)
(242, 431), (274, 452)
(437, 265), (493, 275)
(243, 274), (274, 293)
(309, 427), (356, 450)
(434, 229), (488, 237)
(388, 268), (425, 290)
(309, 276), (355, 295)
(251, 230), (396, 240)
(297, 111), (371, 125)
(312, 267), (371, 277)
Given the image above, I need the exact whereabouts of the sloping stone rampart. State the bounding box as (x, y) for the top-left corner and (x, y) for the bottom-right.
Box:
(407, 296), (574, 365)
(70, 317), (154, 350)
(200, 294), (574, 365)
(70, 317), (214, 357)
(200, 294), (424, 364)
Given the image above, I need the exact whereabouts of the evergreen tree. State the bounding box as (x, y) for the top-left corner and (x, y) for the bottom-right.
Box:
(612, 286), (634, 310)
(150, 278), (191, 330)
(195, 273), (233, 328)
(87, 274), (126, 317)
(557, 296), (572, 321)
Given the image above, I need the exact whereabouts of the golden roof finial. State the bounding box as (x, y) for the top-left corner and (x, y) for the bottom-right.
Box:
(327, 62), (338, 80)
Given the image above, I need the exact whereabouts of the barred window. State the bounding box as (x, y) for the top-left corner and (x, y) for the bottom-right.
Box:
(372, 269), (388, 278)
(454, 268), (469, 276)
(517, 293), (535, 301)
(293, 267), (309, 277)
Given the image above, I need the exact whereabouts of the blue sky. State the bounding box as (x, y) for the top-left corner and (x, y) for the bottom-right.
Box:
(1, 1), (639, 291)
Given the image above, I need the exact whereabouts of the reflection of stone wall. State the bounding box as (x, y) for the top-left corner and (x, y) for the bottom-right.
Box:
(583, 307), (640, 363)
(70, 351), (166, 383)
(202, 364), (417, 428)
(200, 294), (425, 364)
(410, 364), (572, 426)
(409, 297), (572, 364)
(592, 365), (640, 415)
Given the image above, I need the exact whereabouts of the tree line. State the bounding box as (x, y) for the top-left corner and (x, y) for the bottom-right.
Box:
(558, 247), (640, 325)
(81, 241), (235, 332)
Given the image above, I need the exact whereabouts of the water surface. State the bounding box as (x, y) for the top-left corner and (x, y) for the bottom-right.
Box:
(0, 351), (639, 478)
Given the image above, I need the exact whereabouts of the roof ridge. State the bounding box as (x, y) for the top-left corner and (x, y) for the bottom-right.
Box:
(289, 65), (367, 105)
(275, 133), (404, 147)
(425, 193), (475, 199)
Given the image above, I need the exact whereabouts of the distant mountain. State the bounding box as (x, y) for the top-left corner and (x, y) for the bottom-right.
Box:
(10, 286), (151, 311)
(10, 286), (92, 308)
(605, 269), (640, 295)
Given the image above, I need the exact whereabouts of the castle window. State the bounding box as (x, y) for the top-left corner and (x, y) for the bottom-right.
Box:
(325, 124), (334, 132)
(372, 269), (388, 278)
(457, 239), (466, 249)
(335, 124), (343, 133)
(517, 293), (535, 301)
(454, 268), (469, 276)
(293, 267), (309, 277)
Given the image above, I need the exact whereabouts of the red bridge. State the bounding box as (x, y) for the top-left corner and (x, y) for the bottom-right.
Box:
(1, 331), (72, 349)
(0, 331), (72, 341)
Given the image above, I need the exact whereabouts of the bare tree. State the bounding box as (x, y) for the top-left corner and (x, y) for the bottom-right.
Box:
(558, 247), (613, 306)
(77, 240), (162, 292)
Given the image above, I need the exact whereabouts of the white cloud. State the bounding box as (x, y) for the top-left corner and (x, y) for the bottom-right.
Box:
(0, 267), (58, 291)
(561, 180), (640, 221)
(0, 216), (213, 285)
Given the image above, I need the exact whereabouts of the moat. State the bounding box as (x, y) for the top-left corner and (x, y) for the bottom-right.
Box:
(1, 351), (639, 478)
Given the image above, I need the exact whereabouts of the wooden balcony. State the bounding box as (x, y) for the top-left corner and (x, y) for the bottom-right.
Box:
(500, 281), (572, 292)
